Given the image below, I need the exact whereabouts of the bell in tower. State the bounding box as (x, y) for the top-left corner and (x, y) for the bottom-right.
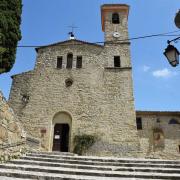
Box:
(101, 4), (129, 42)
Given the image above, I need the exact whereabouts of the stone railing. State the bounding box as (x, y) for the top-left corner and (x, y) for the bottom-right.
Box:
(0, 91), (26, 162)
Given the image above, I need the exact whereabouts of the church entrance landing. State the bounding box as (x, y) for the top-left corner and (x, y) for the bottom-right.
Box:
(52, 123), (69, 152)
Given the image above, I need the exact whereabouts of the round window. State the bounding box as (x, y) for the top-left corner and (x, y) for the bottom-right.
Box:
(65, 78), (73, 87)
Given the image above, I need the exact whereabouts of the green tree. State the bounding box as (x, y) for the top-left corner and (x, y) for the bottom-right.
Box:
(0, 0), (22, 74)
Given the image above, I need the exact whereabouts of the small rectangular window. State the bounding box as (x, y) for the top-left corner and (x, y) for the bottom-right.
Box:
(179, 145), (180, 153)
(76, 56), (82, 68)
(136, 117), (142, 130)
(114, 56), (120, 67)
(57, 56), (62, 69)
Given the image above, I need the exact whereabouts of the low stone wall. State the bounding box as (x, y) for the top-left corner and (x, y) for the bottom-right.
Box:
(0, 91), (26, 162)
(136, 112), (180, 159)
(26, 135), (40, 151)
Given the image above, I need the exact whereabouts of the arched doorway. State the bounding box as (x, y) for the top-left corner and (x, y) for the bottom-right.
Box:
(52, 112), (72, 152)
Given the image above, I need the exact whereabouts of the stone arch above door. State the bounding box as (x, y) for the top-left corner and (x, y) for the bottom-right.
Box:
(52, 111), (72, 125)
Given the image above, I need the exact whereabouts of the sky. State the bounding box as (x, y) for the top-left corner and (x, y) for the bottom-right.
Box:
(0, 0), (180, 111)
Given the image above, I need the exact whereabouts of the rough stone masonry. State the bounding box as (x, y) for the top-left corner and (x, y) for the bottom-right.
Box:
(0, 91), (25, 161)
(8, 4), (140, 157)
(8, 4), (180, 159)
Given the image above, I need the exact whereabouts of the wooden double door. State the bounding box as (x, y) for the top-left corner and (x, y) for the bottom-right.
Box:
(52, 123), (69, 152)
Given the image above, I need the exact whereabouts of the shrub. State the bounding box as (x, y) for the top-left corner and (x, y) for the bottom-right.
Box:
(73, 134), (96, 155)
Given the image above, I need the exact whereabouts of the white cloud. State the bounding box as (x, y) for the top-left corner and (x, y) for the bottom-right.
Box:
(143, 65), (150, 72)
(152, 68), (178, 78)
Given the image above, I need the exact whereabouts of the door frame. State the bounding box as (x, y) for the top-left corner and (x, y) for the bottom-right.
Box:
(52, 123), (70, 152)
(50, 111), (72, 152)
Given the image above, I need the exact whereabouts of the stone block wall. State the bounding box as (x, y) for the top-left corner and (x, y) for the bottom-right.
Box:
(0, 91), (26, 162)
(9, 41), (141, 157)
(136, 111), (180, 159)
(8, 3), (141, 157)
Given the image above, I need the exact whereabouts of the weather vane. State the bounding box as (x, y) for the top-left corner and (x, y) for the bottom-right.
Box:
(68, 24), (78, 40)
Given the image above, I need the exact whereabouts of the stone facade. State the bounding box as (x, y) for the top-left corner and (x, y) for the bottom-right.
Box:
(9, 38), (140, 157)
(7, 4), (180, 159)
(0, 91), (25, 161)
(9, 4), (141, 157)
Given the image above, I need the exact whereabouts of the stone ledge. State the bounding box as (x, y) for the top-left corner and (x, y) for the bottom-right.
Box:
(26, 136), (40, 151)
(104, 67), (132, 71)
(104, 42), (131, 45)
(0, 142), (25, 150)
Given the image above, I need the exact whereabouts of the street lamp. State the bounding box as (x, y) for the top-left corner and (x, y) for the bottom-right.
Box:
(163, 9), (180, 67)
(164, 43), (180, 67)
(174, 9), (180, 29)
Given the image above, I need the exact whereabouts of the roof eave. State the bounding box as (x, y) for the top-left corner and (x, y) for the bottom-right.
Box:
(136, 110), (180, 116)
(35, 39), (104, 52)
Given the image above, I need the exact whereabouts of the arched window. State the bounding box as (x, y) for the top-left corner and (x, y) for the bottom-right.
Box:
(66, 53), (73, 69)
(112, 13), (120, 24)
(169, 118), (179, 125)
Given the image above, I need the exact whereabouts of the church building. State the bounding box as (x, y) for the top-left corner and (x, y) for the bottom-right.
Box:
(9, 4), (180, 159)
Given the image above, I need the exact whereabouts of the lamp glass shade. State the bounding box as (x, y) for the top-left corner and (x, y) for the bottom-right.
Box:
(164, 45), (179, 67)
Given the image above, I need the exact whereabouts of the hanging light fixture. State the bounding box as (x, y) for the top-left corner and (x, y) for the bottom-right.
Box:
(174, 9), (180, 29)
(163, 9), (180, 67)
(164, 44), (179, 67)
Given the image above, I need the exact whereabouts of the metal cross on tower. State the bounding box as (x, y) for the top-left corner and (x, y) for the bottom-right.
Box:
(68, 24), (78, 40)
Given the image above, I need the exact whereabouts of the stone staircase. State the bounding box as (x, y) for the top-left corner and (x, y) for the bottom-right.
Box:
(0, 152), (180, 179)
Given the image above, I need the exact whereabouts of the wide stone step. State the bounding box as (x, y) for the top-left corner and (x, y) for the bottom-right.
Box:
(21, 156), (130, 166)
(9, 159), (114, 171)
(9, 159), (180, 171)
(21, 155), (180, 168)
(0, 176), (34, 180)
(0, 169), (121, 180)
(0, 165), (179, 179)
(1, 163), (180, 178)
(1, 152), (180, 179)
(26, 153), (180, 164)
(30, 151), (75, 156)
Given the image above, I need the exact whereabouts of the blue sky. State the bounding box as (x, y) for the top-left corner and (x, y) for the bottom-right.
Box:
(0, 0), (180, 111)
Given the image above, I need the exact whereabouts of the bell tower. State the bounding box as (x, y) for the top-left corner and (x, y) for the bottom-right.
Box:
(101, 4), (129, 42)
(100, 4), (141, 157)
